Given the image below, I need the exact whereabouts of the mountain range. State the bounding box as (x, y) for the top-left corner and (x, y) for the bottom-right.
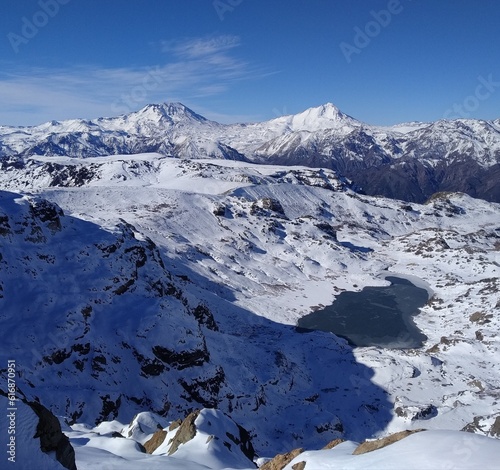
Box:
(1, 102), (499, 202)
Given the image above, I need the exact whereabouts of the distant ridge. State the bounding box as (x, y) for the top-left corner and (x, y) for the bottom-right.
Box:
(1, 102), (499, 202)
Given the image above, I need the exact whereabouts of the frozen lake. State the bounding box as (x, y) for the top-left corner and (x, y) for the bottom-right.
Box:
(298, 276), (429, 348)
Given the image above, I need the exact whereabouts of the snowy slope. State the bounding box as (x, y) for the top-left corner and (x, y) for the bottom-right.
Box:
(0, 181), (395, 455)
(282, 430), (500, 470)
(0, 395), (69, 469)
(65, 414), (500, 469)
(0, 153), (499, 468)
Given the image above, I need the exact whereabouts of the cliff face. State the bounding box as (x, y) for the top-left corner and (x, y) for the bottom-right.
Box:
(0, 393), (76, 470)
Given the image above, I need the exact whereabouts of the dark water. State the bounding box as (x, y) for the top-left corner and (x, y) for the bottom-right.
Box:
(297, 276), (429, 348)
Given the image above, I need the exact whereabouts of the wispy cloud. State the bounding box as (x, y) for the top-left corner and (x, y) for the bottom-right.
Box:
(161, 35), (241, 58)
(0, 35), (268, 126)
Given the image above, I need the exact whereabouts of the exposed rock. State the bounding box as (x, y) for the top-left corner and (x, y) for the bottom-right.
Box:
(468, 379), (485, 392)
(168, 410), (200, 455)
(394, 400), (438, 421)
(251, 198), (285, 216)
(29, 401), (77, 470)
(169, 419), (182, 431)
(152, 344), (210, 370)
(292, 462), (306, 470)
(28, 197), (64, 233)
(144, 429), (168, 454)
(490, 416), (500, 437)
(462, 415), (500, 437)
(412, 404), (438, 421)
(260, 448), (304, 470)
(225, 423), (256, 463)
(192, 303), (219, 331)
(0, 213), (11, 236)
(322, 438), (345, 449)
(178, 366), (226, 408)
(469, 311), (493, 325)
(352, 429), (425, 455)
(98, 394), (121, 422)
(213, 203), (227, 216)
(315, 222), (338, 240)
(462, 416), (487, 434)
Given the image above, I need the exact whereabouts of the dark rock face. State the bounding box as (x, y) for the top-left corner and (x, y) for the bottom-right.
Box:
(226, 423), (257, 463)
(29, 401), (77, 470)
(264, 150), (500, 203)
(152, 343), (210, 370)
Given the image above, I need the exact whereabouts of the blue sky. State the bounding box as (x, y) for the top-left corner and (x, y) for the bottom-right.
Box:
(1, 0), (499, 126)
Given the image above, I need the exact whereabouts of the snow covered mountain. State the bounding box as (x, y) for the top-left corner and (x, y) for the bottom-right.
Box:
(1, 102), (499, 202)
(1, 152), (500, 468)
(0, 102), (245, 161)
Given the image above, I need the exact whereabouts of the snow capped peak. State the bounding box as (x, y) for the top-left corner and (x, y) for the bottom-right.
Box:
(270, 103), (361, 133)
(134, 102), (207, 124)
(310, 102), (342, 117)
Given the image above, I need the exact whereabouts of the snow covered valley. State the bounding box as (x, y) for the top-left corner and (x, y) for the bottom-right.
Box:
(0, 153), (499, 469)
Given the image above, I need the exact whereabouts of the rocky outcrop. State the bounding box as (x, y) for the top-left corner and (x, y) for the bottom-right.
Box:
(490, 417), (500, 437)
(462, 414), (500, 437)
(167, 410), (200, 455)
(260, 448), (304, 470)
(352, 429), (425, 455)
(144, 430), (168, 454)
(251, 198), (286, 217)
(322, 438), (345, 449)
(394, 402), (438, 421)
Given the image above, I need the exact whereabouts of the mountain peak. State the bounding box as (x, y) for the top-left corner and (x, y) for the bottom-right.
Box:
(298, 102), (353, 122)
(272, 102), (360, 132)
(137, 102), (207, 124)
